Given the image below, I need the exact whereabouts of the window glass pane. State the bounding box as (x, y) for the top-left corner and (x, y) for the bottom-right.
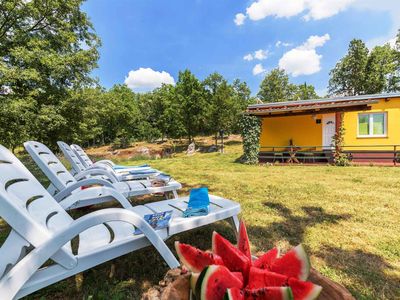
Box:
(359, 115), (369, 135)
(372, 114), (385, 135)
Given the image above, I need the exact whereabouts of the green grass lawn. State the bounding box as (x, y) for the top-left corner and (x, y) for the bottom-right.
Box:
(4, 142), (400, 299)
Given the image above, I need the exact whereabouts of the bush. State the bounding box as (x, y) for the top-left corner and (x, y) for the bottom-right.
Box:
(239, 114), (261, 164)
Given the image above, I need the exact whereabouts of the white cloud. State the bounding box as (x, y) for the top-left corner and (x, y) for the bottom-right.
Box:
(276, 41), (292, 48)
(243, 54), (254, 61)
(301, 34), (330, 50)
(234, 13), (246, 26)
(243, 49), (269, 61)
(253, 63), (266, 75)
(303, 0), (356, 21)
(124, 67), (175, 92)
(254, 49), (268, 60)
(279, 34), (330, 77)
(246, 0), (305, 21)
(239, 0), (356, 23)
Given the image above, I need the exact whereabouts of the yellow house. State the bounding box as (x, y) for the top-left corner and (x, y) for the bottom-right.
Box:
(246, 93), (400, 165)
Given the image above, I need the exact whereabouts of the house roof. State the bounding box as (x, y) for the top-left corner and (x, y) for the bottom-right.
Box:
(246, 93), (400, 117)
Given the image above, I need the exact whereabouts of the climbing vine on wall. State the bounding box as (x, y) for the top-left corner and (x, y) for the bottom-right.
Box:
(332, 114), (351, 166)
(239, 114), (261, 164)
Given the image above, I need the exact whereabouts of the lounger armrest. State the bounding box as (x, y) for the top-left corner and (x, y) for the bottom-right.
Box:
(74, 168), (118, 183)
(94, 159), (115, 167)
(59, 186), (132, 209)
(1, 208), (179, 299)
(54, 178), (115, 202)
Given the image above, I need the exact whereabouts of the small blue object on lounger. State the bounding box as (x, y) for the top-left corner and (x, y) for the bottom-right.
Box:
(128, 169), (158, 175)
(113, 164), (150, 170)
(183, 187), (209, 218)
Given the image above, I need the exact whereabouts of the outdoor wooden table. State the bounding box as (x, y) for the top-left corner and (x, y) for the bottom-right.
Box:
(287, 146), (300, 164)
(142, 267), (355, 300)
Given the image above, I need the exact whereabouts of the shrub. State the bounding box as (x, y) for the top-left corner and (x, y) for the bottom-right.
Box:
(239, 114), (261, 164)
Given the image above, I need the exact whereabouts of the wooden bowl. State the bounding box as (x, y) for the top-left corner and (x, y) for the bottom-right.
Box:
(141, 268), (354, 300)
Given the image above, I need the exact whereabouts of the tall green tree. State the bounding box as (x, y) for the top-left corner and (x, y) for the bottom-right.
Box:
(328, 39), (370, 96)
(258, 68), (297, 102)
(175, 70), (208, 142)
(364, 44), (397, 94)
(203, 73), (236, 143)
(294, 83), (319, 100)
(0, 0), (100, 148)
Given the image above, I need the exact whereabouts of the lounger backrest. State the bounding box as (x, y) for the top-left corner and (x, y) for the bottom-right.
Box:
(71, 144), (93, 168)
(57, 141), (86, 174)
(0, 145), (75, 278)
(24, 141), (77, 192)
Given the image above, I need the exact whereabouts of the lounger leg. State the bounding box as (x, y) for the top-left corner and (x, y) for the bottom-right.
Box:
(229, 215), (240, 234)
(172, 190), (178, 199)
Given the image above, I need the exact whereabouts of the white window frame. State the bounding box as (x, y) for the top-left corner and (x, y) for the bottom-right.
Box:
(357, 112), (387, 138)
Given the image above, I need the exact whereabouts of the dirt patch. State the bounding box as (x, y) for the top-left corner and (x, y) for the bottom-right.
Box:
(85, 135), (242, 160)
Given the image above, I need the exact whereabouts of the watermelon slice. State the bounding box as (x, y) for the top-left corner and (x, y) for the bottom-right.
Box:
(196, 265), (243, 300)
(212, 232), (251, 279)
(175, 241), (223, 273)
(238, 220), (252, 262)
(232, 272), (244, 284)
(270, 244), (310, 281)
(192, 272), (244, 292)
(247, 267), (287, 289)
(248, 268), (322, 300)
(288, 277), (322, 300)
(244, 287), (293, 300)
(253, 247), (280, 269)
(224, 288), (244, 300)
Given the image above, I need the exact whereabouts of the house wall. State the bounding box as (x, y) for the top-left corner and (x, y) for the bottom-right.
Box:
(260, 114), (323, 150)
(343, 98), (400, 151)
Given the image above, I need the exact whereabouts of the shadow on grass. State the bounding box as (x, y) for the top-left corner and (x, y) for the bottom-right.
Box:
(248, 202), (352, 249)
(26, 221), (236, 299)
(316, 245), (400, 299)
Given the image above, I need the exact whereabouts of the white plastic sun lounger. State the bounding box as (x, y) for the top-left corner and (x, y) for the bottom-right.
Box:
(71, 143), (159, 180)
(0, 145), (241, 299)
(24, 141), (181, 209)
(57, 141), (160, 182)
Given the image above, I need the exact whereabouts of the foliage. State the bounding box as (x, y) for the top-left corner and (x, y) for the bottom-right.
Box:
(295, 83), (319, 100)
(239, 114), (261, 164)
(329, 35), (400, 96)
(258, 69), (319, 102)
(332, 114), (351, 166)
(0, 0), (100, 148)
(203, 73), (251, 143)
(175, 70), (209, 142)
(258, 69), (297, 102)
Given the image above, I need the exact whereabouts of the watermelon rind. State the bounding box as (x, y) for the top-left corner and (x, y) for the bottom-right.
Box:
(195, 267), (209, 300)
(302, 283), (322, 300)
(175, 241), (194, 271)
(175, 241), (222, 273)
(244, 287), (294, 300)
(196, 265), (243, 300)
(282, 287), (294, 300)
(200, 265), (218, 300)
(190, 272), (200, 293)
(293, 244), (311, 281)
(224, 288), (244, 300)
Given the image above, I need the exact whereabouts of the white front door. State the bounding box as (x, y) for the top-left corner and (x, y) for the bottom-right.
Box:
(322, 114), (336, 149)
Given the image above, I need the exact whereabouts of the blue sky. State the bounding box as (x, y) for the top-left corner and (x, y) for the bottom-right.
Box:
(82, 0), (400, 96)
